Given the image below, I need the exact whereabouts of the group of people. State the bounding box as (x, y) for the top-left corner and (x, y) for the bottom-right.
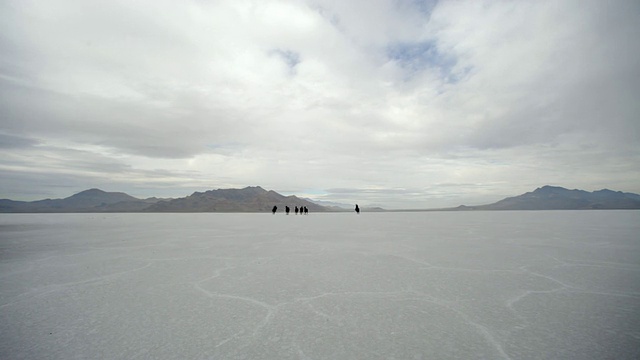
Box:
(271, 204), (361, 214)
(271, 205), (308, 215)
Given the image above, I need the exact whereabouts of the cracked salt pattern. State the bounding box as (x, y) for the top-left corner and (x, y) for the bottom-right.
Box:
(0, 211), (638, 359)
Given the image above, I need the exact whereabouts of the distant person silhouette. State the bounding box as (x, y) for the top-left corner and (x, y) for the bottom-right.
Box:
(272, 205), (277, 214)
(304, 206), (308, 215)
(355, 204), (360, 214)
(295, 206), (299, 215)
(285, 206), (290, 215)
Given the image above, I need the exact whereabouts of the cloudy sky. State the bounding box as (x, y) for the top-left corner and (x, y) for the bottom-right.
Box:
(1, 0), (639, 209)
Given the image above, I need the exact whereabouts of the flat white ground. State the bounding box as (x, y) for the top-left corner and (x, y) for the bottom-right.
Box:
(1, 211), (639, 359)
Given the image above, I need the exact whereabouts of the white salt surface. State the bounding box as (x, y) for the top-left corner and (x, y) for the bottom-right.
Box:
(1, 211), (639, 359)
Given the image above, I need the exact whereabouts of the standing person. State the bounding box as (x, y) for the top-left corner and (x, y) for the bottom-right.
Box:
(355, 204), (360, 214)
(304, 206), (308, 215)
(272, 205), (278, 214)
(285, 206), (290, 215)
(295, 206), (299, 215)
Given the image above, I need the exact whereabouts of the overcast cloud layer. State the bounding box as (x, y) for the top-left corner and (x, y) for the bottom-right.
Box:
(1, 0), (639, 209)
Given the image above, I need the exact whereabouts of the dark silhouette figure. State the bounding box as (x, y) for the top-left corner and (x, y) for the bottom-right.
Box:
(272, 205), (277, 214)
(304, 206), (308, 215)
(295, 206), (299, 215)
(355, 204), (360, 214)
(285, 206), (290, 215)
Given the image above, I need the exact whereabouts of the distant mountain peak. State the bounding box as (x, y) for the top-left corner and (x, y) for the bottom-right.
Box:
(144, 186), (329, 213)
(538, 185), (561, 190)
(69, 188), (136, 199)
(594, 189), (617, 194)
(0, 188), (153, 212)
(534, 185), (572, 193)
(468, 186), (640, 210)
(75, 188), (106, 195)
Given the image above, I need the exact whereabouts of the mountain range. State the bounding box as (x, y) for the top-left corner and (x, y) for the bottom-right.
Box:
(0, 186), (336, 213)
(0, 188), (163, 213)
(455, 185), (640, 210)
(144, 186), (332, 213)
(1, 185), (639, 213)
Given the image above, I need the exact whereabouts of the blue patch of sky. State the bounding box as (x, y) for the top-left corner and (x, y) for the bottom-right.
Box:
(311, 4), (341, 29)
(271, 49), (301, 71)
(387, 40), (461, 83)
(395, 0), (439, 16)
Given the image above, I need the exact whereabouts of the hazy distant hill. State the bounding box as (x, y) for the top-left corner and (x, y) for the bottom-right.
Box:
(0, 187), (329, 213)
(0, 188), (161, 213)
(145, 186), (328, 212)
(3, 185), (638, 213)
(459, 186), (640, 210)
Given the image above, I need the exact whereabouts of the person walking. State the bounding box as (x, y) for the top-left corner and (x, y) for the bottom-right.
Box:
(272, 205), (278, 214)
(355, 204), (360, 214)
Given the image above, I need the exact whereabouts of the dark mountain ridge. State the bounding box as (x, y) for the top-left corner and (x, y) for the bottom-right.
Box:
(1, 185), (638, 213)
(0, 188), (162, 213)
(461, 185), (640, 210)
(0, 186), (330, 213)
(145, 186), (327, 212)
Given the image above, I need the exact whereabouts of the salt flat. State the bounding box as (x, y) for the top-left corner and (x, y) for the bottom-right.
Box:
(1, 211), (639, 359)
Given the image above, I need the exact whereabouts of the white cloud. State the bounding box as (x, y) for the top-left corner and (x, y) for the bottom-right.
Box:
(1, 0), (638, 207)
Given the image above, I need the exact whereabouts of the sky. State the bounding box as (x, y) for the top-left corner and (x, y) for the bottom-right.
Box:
(1, 0), (639, 209)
